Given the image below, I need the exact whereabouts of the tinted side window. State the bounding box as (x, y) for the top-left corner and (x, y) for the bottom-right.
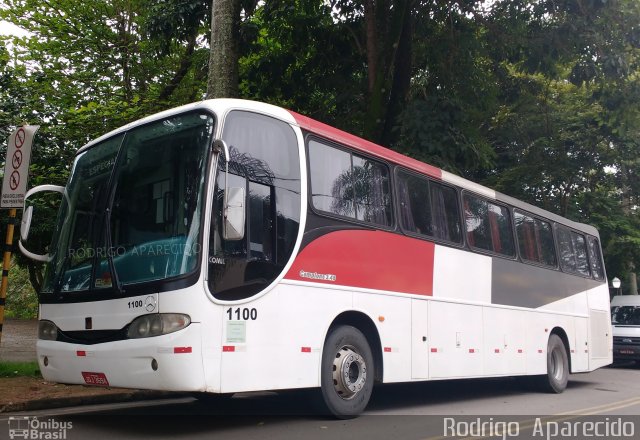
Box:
(515, 211), (557, 267)
(397, 171), (433, 236)
(352, 155), (392, 225)
(464, 195), (515, 256)
(556, 226), (576, 273)
(209, 111), (301, 301)
(309, 139), (392, 227)
(587, 237), (604, 280)
(309, 141), (352, 216)
(397, 171), (462, 243)
(556, 225), (591, 277)
(431, 182), (462, 243)
(574, 233), (590, 276)
(537, 219), (557, 267)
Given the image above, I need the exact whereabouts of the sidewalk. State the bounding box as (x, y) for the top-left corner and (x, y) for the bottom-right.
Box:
(0, 319), (37, 362)
(0, 319), (175, 413)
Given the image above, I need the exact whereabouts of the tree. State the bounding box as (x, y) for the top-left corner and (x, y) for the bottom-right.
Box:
(207, 0), (241, 98)
(480, 0), (640, 291)
(330, 0), (414, 146)
(206, 0), (260, 98)
(239, 0), (363, 130)
(0, 0), (214, 290)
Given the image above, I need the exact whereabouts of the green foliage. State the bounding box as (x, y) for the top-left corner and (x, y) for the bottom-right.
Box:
(5, 260), (38, 319)
(239, 0), (364, 132)
(0, 0), (216, 290)
(2, 0), (640, 291)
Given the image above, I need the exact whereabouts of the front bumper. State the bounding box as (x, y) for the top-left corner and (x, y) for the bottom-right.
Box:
(37, 322), (207, 391)
(612, 342), (640, 362)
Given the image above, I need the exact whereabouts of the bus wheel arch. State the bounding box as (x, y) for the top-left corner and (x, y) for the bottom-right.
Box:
(536, 329), (570, 393)
(319, 312), (382, 418)
(550, 327), (572, 373)
(328, 311), (383, 383)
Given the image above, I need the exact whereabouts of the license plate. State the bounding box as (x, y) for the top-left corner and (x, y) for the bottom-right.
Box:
(82, 372), (110, 386)
(620, 349), (635, 355)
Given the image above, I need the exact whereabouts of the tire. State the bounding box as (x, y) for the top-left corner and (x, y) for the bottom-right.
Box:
(536, 334), (569, 393)
(320, 325), (374, 418)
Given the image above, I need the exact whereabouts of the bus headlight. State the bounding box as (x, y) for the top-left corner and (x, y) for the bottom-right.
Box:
(38, 320), (58, 341)
(127, 314), (191, 339)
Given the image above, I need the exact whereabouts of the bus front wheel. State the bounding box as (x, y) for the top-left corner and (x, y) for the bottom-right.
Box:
(536, 334), (569, 393)
(320, 325), (374, 418)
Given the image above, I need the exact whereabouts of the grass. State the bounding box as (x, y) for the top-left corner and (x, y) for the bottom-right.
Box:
(0, 361), (41, 378)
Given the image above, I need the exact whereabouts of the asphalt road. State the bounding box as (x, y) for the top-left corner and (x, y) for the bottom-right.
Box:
(2, 364), (639, 440)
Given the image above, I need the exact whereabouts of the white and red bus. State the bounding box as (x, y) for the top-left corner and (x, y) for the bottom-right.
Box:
(20, 99), (612, 417)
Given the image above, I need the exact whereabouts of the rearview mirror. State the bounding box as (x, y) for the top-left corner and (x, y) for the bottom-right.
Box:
(21, 205), (33, 241)
(223, 187), (245, 241)
(19, 184), (66, 262)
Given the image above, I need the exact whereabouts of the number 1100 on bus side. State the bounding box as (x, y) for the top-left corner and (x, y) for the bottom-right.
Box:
(226, 308), (258, 321)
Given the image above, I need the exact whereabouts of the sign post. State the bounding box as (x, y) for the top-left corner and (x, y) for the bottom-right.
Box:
(0, 125), (38, 342)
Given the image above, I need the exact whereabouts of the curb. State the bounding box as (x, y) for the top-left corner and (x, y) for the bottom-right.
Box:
(0, 390), (185, 413)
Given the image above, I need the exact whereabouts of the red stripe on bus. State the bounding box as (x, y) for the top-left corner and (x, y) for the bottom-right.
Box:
(174, 347), (192, 354)
(290, 111), (442, 180)
(301, 347), (311, 353)
(77, 351), (86, 357)
(468, 349), (475, 353)
(285, 230), (435, 296)
(222, 346), (235, 352)
(430, 348), (438, 353)
(384, 347), (392, 352)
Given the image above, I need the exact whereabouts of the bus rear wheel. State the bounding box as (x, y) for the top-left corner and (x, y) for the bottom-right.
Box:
(536, 334), (569, 393)
(320, 325), (374, 418)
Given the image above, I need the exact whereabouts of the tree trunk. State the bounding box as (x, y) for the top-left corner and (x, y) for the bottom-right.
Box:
(362, 0), (413, 146)
(159, 33), (197, 101)
(207, 0), (241, 99)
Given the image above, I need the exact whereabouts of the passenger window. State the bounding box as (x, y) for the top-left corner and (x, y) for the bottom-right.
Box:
(397, 171), (433, 236)
(574, 233), (590, 276)
(397, 171), (462, 244)
(309, 140), (392, 227)
(309, 141), (352, 216)
(587, 237), (605, 280)
(515, 211), (557, 267)
(463, 195), (514, 256)
(431, 182), (462, 243)
(556, 225), (591, 277)
(556, 226), (576, 273)
(352, 155), (392, 225)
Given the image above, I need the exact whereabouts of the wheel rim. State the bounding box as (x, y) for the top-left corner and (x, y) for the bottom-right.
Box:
(550, 347), (565, 381)
(332, 345), (367, 400)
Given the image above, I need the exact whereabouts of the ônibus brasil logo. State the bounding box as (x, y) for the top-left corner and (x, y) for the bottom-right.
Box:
(8, 417), (73, 440)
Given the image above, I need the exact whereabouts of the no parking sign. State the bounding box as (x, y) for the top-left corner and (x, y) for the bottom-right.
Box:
(1, 125), (39, 209)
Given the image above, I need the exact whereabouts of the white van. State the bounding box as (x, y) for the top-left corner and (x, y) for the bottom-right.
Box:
(611, 295), (640, 364)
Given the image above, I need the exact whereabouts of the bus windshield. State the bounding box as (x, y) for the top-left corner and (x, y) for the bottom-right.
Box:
(41, 112), (215, 295)
(611, 306), (640, 326)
